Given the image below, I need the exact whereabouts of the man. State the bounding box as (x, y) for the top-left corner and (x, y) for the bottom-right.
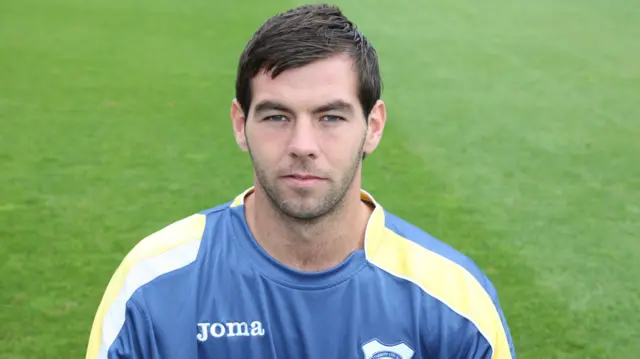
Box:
(86, 4), (516, 359)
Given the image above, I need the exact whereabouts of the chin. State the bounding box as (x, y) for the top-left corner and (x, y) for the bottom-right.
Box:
(279, 201), (329, 221)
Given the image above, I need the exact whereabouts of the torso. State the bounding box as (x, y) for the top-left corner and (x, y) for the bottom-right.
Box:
(140, 205), (424, 358)
(95, 190), (512, 359)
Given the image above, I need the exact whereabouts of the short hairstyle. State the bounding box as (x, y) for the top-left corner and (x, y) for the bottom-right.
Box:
(235, 3), (382, 120)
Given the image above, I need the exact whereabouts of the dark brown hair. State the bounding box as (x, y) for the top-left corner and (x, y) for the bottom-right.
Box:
(235, 3), (382, 120)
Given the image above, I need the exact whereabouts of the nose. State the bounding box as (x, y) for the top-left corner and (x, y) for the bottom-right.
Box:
(288, 117), (319, 159)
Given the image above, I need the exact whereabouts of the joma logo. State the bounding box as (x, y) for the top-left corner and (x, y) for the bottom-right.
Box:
(196, 321), (265, 341)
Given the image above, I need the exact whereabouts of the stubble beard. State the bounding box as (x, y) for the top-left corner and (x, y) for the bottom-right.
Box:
(249, 140), (365, 225)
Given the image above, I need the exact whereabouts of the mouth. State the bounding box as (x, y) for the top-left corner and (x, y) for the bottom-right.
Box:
(281, 173), (327, 187)
(284, 173), (325, 180)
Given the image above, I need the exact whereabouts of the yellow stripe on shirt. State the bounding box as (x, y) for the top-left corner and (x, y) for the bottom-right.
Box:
(85, 213), (207, 359)
(365, 209), (512, 359)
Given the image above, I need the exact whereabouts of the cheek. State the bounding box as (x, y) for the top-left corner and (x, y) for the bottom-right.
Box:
(246, 127), (284, 161)
(319, 127), (365, 163)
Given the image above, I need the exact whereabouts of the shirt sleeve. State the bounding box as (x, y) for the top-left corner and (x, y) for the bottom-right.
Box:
(86, 296), (159, 359)
(421, 273), (516, 359)
(105, 298), (159, 359)
(84, 214), (206, 359)
(456, 276), (516, 359)
(481, 277), (516, 359)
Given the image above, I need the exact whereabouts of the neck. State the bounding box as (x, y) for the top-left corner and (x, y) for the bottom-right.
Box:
(244, 186), (373, 272)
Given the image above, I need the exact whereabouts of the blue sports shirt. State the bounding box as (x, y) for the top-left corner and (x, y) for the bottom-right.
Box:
(86, 188), (516, 359)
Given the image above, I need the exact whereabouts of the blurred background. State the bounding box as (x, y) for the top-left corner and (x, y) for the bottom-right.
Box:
(1, 0), (638, 358)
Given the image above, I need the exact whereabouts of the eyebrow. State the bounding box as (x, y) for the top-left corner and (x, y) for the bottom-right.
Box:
(311, 100), (355, 115)
(252, 100), (355, 116)
(253, 100), (293, 115)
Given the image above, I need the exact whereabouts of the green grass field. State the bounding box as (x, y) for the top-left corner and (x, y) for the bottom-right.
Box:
(1, 0), (638, 358)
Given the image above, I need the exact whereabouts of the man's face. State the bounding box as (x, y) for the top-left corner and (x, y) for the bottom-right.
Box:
(231, 54), (385, 221)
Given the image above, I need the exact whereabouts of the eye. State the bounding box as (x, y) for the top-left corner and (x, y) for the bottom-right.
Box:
(321, 115), (345, 122)
(263, 115), (288, 122)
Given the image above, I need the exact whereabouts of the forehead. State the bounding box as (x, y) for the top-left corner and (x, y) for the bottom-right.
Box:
(250, 54), (361, 112)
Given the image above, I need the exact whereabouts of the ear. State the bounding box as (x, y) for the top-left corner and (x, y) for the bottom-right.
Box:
(230, 99), (249, 152)
(363, 99), (387, 155)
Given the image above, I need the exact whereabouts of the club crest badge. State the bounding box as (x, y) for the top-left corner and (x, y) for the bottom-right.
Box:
(362, 339), (415, 359)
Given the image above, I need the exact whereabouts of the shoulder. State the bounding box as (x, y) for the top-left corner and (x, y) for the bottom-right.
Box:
(366, 208), (493, 294)
(115, 196), (241, 289)
(382, 210), (490, 288)
(124, 213), (206, 266)
(119, 201), (232, 286)
(86, 202), (234, 357)
(365, 207), (515, 358)
(99, 210), (212, 309)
